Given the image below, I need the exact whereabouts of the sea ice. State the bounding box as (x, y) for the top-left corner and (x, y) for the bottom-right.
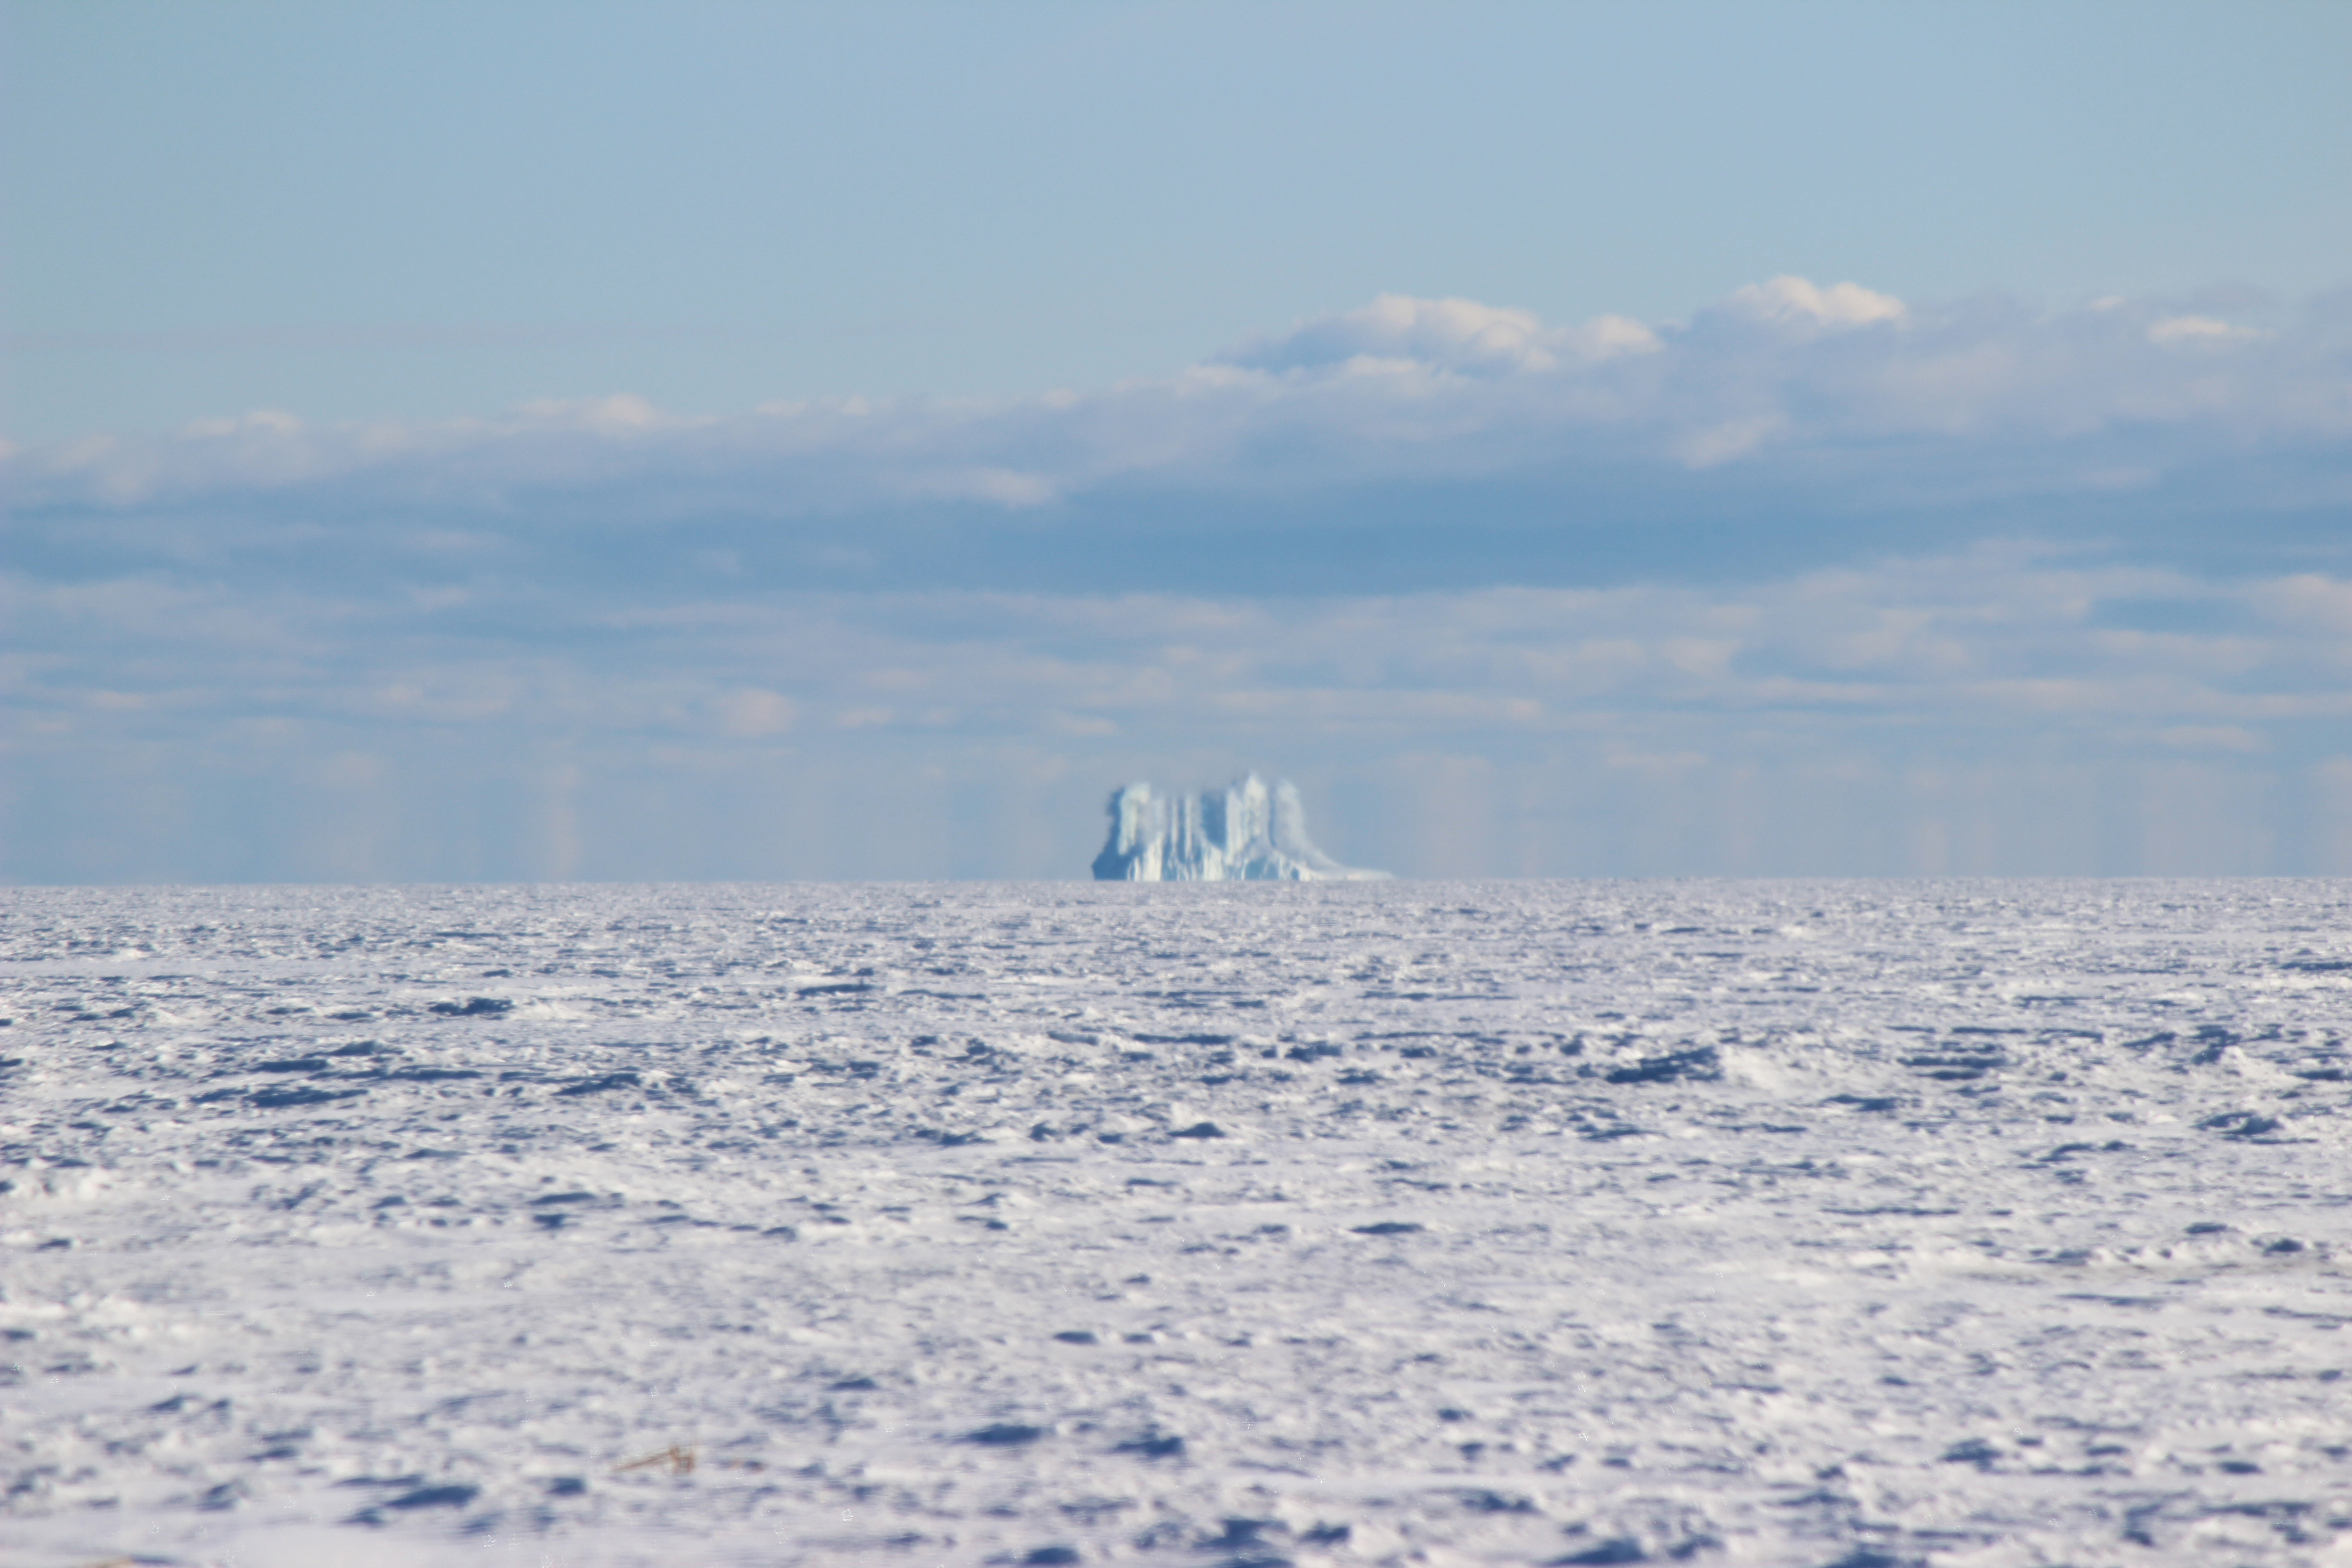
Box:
(3, 879), (2350, 1567)
(1092, 774), (1387, 881)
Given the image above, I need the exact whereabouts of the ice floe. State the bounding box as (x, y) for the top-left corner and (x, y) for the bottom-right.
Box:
(1092, 774), (1387, 881)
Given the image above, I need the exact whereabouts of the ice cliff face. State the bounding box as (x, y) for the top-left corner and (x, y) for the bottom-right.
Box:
(1092, 774), (1388, 881)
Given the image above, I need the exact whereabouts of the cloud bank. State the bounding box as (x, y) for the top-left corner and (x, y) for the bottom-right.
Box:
(6, 279), (2352, 882)
(10, 279), (2347, 542)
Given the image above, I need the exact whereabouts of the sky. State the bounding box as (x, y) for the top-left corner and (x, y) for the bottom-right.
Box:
(5, 0), (2352, 882)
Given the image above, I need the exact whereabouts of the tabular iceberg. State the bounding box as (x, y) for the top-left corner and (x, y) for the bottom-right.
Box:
(1091, 773), (1388, 881)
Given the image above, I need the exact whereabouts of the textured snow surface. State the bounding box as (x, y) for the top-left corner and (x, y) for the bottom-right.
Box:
(5, 880), (2352, 1568)
(1093, 779), (1385, 882)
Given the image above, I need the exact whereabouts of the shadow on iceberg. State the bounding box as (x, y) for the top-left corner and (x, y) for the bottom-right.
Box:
(1092, 774), (1388, 882)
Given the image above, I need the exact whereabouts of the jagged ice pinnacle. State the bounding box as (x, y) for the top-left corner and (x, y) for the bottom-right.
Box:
(1092, 774), (1388, 882)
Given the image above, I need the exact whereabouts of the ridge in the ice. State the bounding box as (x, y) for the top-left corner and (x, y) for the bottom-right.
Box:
(1092, 774), (1389, 882)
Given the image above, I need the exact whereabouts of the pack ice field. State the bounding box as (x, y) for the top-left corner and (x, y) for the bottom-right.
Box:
(4, 880), (2351, 1568)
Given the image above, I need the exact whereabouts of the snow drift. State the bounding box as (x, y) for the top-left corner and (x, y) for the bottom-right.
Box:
(1091, 773), (1387, 881)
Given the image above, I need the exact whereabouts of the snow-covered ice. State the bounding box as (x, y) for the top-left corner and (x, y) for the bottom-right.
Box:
(1093, 777), (1386, 882)
(4, 879), (2352, 1568)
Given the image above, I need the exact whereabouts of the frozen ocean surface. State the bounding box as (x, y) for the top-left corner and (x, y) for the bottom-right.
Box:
(4, 879), (2351, 1568)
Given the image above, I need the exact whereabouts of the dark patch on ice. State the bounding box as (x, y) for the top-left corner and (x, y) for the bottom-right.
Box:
(1605, 1048), (1720, 1085)
(966, 1422), (1045, 1445)
(429, 997), (512, 1017)
(250, 1085), (367, 1109)
(2187, 1024), (2243, 1063)
(1059, 1497), (1134, 1524)
(919, 1128), (998, 1147)
(557, 1071), (642, 1097)
(1351, 1221), (1423, 1236)
(1898, 1049), (2006, 1079)
(2200, 1111), (2287, 1140)
(2038, 1141), (2130, 1162)
(1199, 1518), (1282, 1552)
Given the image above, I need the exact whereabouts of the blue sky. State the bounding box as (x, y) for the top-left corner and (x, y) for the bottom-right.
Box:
(6, 1), (2352, 882)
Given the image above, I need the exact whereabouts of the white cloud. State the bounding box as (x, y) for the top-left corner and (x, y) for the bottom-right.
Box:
(2146, 314), (2262, 345)
(513, 393), (679, 430)
(181, 409), (303, 438)
(714, 687), (797, 737)
(1725, 275), (1907, 328)
(1677, 414), (1787, 468)
(1565, 312), (1665, 358)
(1221, 293), (1659, 375)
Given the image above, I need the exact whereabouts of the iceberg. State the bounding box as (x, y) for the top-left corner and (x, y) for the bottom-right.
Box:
(1092, 774), (1388, 882)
